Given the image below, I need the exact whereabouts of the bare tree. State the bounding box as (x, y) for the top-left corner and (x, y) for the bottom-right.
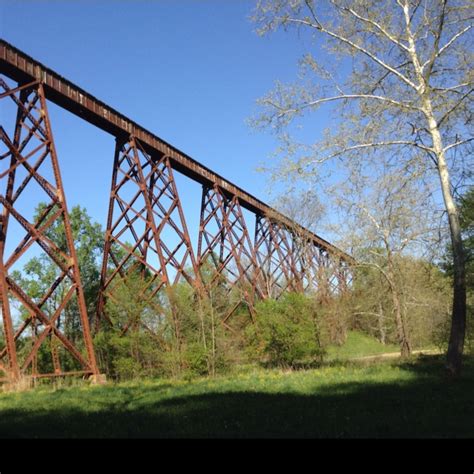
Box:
(272, 190), (328, 295)
(252, 0), (473, 375)
(274, 189), (325, 233)
(332, 159), (443, 355)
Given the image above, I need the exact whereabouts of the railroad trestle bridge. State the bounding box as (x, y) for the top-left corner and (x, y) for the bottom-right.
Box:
(0, 40), (353, 381)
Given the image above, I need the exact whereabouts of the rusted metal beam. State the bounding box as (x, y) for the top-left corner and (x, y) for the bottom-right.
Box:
(0, 39), (353, 264)
(0, 79), (99, 379)
(197, 184), (259, 322)
(254, 215), (303, 299)
(0, 218), (20, 381)
(97, 135), (201, 332)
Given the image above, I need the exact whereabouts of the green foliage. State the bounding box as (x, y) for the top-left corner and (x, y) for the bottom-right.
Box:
(94, 271), (166, 380)
(94, 327), (164, 381)
(460, 186), (474, 259)
(164, 278), (236, 379)
(12, 203), (104, 332)
(105, 271), (162, 330)
(7, 204), (104, 374)
(401, 260), (452, 350)
(247, 293), (325, 368)
(10, 203), (455, 381)
(349, 255), (451, 350)
(96, 263), (239, 380)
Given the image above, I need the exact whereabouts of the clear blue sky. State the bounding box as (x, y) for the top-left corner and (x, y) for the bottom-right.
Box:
(1, 0), (328, 261)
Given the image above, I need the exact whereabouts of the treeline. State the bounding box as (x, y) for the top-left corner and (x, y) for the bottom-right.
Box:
(3, 187), (473, 381)
(93, 253), (456, 380)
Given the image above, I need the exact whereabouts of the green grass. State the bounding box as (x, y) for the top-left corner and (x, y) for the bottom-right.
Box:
(1, 354), (473, 438)
(327, 330), (400, 361)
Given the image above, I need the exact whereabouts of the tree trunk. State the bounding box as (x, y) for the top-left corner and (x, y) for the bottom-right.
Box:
(392, 288), (411, 357)
(424, 100), (466, 376)
(438, 152), (466, 376)
(377, 302), (386, 345)
(209, 299), (216, 377)
(402, 0), (467, 374)
(386, 260), (411, 357)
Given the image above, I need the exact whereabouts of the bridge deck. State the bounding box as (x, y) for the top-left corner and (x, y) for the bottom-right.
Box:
(0, 39), (352, 262)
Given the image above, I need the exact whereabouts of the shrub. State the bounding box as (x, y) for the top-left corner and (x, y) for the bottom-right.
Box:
(247, 293), (326, 368)
(113, 357), (143, 381)
(94, 327), (164, 381)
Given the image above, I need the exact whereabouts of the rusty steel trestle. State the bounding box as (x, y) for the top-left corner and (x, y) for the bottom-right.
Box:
(0, 40), (354, 381)
(0, 79), (98, 381)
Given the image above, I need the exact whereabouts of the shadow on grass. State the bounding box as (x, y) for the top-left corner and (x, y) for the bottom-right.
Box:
(1, 356), (473, 439)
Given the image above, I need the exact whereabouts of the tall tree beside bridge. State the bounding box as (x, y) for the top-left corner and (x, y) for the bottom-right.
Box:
(252, 0), (473, 375)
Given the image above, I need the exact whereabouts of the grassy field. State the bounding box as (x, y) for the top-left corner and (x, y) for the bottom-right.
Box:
(327, 330), (400, 360)
(1, 353), (472, 438)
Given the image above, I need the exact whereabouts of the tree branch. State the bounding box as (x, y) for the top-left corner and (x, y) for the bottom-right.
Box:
(281, 16), (420, 91)
(265, 93), (421, 120)
(436, 24), (473, 59)
(309, 141), (434, 164)
(443, 137), (474, 153)
(353, 311), (386, 318)
(437, 87), (474, 127)
(432, 82), (472, 93)
(357, 260), (393, 287)
(304, 94), (419, 111)
(421, 0), (447, 79)
(341, 5), (411, 54)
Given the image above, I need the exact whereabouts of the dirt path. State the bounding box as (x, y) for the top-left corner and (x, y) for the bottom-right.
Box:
(349, 348), (442, 362)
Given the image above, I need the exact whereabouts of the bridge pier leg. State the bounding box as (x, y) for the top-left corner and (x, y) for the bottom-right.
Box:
(197, 184), (258, 325)
(0, 79), (99, 380)
(254, 215), (303, 299)
(0, 219), (19, 381)
(97, 135), (200, 334)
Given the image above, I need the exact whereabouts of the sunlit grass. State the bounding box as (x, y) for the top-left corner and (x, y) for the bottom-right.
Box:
(1, 355), (473, 438)
(327, 330), (401, 360)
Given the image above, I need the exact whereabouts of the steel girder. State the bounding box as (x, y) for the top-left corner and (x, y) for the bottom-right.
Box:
(0, 78), (99, 382)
